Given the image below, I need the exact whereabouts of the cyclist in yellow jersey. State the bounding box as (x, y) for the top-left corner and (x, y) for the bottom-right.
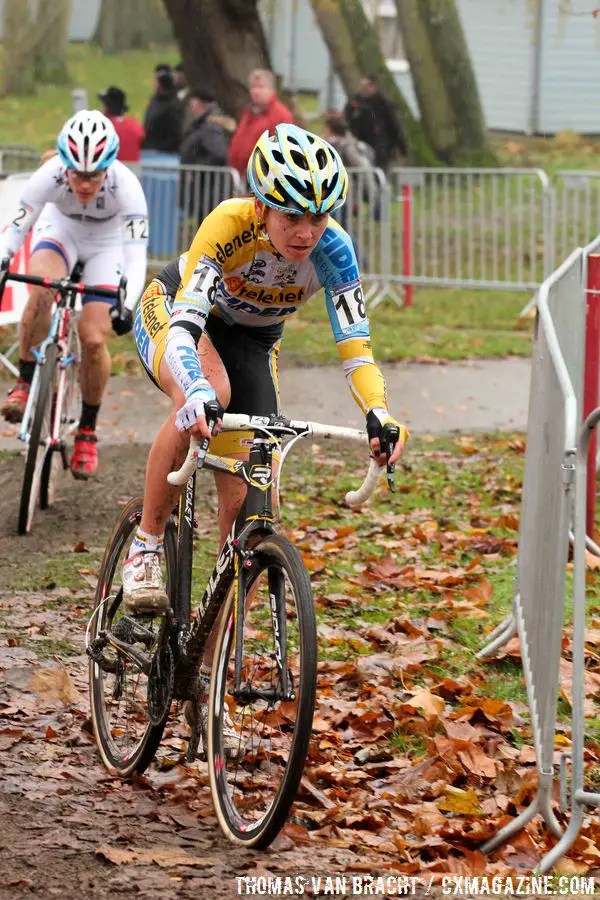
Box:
(124, 124), (408, 612)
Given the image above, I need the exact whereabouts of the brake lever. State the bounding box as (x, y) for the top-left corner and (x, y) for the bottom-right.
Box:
(381, 424), (400, 493)
(193, 399), (225, 470)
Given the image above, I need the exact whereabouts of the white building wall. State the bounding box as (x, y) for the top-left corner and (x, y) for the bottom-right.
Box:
(0, 0), (101, 41)
(538, 1), (600, 134)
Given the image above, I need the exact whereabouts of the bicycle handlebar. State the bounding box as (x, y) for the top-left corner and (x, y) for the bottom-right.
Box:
(167, 413), (383, 507)
(0, 258), (126, 309)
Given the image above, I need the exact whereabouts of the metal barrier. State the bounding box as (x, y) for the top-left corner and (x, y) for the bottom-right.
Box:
(553, 171), (600, 269)
(178, 164), (243, 256)
(479, 248), (593, 871)
(142, 162), (242, 266)
(336, 167), (389, 304)
(385, 168), (553, 298)
(0, 145), (39, 176)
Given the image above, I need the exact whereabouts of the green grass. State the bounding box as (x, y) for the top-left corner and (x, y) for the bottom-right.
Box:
(0, 43), (180, 153)
(280, 287), (532, 365)
(7, 552), (102, 593)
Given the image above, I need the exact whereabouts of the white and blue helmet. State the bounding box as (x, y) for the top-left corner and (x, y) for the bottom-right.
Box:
(57, 110), (119, 172)
(248, 124), (348, 215)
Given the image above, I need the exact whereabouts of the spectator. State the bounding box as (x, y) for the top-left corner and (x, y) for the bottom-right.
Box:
(323, 113), (375, 169)
(344, 75), (406, 171)
(179, 89), (236, 224)
(98, 85), (145, 163)
(174, 62), (189, 105)
(228, 69), (294, 175)
(142, 65), (184, 155)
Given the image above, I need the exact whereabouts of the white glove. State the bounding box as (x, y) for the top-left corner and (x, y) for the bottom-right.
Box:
(175, 386), (216, 432)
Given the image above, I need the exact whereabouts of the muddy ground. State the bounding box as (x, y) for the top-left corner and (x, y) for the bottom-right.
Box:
(0, 447), (444, 900)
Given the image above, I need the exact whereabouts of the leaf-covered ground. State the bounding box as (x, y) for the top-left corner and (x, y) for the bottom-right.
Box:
(1, 437), (599, 896)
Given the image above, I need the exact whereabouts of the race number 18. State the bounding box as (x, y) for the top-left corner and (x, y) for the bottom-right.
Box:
(334, 287), (366, 327)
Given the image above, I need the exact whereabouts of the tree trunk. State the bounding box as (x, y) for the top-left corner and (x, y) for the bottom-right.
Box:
(95, 0), (171, 52)
(421, 0), (495, 164)
(2, 0), (37, 96)
(308, 0), (362, 98)
(393, 0), (456, 162)
(34, 0), (71, 85)
(394, 0), (496, 165)
(94, 0), (121, 52)
(339, 0), (437, 164)
(162, 0), (270, 119)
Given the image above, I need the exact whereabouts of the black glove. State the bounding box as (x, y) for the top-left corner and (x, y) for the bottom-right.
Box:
(110, 306), (133, 336)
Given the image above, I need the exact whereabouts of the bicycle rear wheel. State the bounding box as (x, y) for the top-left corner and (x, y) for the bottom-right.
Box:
(208, 533), (317, 848)
(18, 343), (57, 535)
(88, 498), (177, 776)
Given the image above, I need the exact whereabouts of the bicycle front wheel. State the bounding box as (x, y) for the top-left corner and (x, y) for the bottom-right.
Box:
(41, 334), (81, 510)
(18, 343), (57, 535)
(208, 533), (317, 848)
(88, 498), (177, 776)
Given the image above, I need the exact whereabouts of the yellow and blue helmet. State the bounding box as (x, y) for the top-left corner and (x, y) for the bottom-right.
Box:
(248, 124), (348, 215)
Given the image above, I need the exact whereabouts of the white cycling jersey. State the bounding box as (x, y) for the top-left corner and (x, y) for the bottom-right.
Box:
(0, 155), (148, 311)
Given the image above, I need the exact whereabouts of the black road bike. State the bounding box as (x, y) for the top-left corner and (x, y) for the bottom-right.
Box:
(87, 405), (399, 848)
(0, 259), (125, 533)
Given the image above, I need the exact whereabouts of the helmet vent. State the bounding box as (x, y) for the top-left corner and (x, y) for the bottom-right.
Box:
(315, 148), (327, 168)
(290, 150), (309, 170)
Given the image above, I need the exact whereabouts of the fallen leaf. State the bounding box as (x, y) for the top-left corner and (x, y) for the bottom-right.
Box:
(29, 667), (73, 706)
(96, 846), (218, 868)
(404, 688), (444, 718)
(437, 786), (482, 816)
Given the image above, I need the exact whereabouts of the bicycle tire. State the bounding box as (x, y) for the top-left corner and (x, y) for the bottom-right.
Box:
(18, 343), (57, 535)
(208, 533), (317, 848)
(89, 498), (177, 776)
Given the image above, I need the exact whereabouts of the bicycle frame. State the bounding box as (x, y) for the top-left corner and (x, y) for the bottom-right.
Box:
(18, 286), (79, 445)
(172, 437), (280, 701)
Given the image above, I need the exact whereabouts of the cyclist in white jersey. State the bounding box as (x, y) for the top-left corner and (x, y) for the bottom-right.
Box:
(0, 110), (149, 478)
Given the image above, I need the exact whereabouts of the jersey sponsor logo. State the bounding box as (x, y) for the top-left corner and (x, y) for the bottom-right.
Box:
(221, 296), (297, 319)
(134, 312), (152, 367)
(143, 279), (164, 302)
(224, 275), (244, 294)
(142, 296), (168, 340)
(212, 223), (258, 267)
(223, 282), (305, 307)
(319, 229), (359, 283)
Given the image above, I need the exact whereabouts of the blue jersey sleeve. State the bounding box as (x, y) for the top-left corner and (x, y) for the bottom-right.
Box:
(311, 219), (369, 343)
(311, 219), (387, 414)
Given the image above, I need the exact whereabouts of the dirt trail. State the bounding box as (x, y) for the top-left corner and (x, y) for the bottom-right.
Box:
(0, 358), (531, 451)
(0, 448), (392, 898)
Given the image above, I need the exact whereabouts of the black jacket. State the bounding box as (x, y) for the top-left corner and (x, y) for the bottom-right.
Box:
(344, 92), (406, 169)
(179, 104), (233, 167)
(142, 91), (184, 153)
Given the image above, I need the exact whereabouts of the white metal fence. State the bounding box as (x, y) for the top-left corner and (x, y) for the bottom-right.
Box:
(8, 147), (600, 301)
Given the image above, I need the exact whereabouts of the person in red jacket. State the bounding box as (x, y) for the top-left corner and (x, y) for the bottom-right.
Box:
(228, 69), (294, 174)
(98, 86), (145, 164)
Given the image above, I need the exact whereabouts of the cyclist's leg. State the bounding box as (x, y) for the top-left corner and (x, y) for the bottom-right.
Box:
(139, 340), (231, 536)
(203, 319), (282, 661)
(123, 280), (230, 612)
(18, 250), (70, 359)
(72, 252), (121, 477)
(1, 216), (75, 421)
